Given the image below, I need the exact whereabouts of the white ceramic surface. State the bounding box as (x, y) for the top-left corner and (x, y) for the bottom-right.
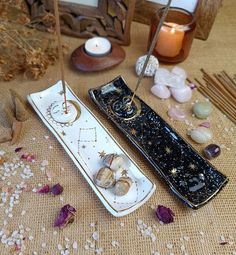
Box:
(27, 81), (156, 217)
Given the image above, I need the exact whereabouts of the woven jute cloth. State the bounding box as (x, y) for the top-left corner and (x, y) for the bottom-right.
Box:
(0, 0), (236, 254)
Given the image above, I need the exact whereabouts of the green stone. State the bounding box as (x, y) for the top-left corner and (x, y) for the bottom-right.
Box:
(193, 102), (212, 119)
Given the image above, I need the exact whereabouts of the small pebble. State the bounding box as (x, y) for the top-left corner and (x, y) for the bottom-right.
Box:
(189, 127), (213, 144)
(193, 102), (212, 119)
(203, 144), (221, 159)
(167, 107), (186, 121)
(136, 55), (159, 77)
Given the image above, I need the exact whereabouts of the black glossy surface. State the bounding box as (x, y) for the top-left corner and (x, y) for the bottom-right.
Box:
(89, 76), (228, 209)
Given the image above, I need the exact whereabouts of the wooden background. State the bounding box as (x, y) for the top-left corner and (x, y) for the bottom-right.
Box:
(134, 0), (223, 40)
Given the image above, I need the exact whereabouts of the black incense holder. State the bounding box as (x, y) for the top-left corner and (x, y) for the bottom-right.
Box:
(89, 76), (228, 209)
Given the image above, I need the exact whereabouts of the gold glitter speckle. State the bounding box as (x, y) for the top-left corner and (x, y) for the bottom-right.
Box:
(121, 169), (128, 176)
(165, 147), (172, 154)
(189, 163), (196, 170)
(171, 168), (177, 175)
(131, 129), (137, 136)
(98, 151), (106, 158)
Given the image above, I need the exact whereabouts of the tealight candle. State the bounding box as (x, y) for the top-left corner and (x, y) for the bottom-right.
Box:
(84, 37), (111, 57)
(148, 7), (196, 63)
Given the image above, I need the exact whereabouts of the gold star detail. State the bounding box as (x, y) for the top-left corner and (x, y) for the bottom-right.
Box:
(98, 151), (106, 158)
(189, 163), (196, 170)
(171, 168), (177, 175)
(165, 147), (172, 154)
(121, 169), (128, 176)
(130, 128), (137, 136)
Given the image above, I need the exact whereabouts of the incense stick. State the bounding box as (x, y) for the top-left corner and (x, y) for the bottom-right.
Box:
(193, 70), (236, 124)
(129, 0), (172, 107)
(53, 0), (68, 114)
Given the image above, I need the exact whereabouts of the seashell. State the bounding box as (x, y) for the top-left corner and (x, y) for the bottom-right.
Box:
(103, 154), (124, 171)
(171, 66), (187, 80)
(135, 55), (159, 77)
(203, 144), (221, 159)
(154, 68), (170, 85)
(115, 177), (132, 196)
(168, 73), (185, 88)
(95, 167), (115, 188)
(189, 127), (213, 144)
(170, 86), (192, 103)
(167, 107), (186, 121)
(193, 102), (212, 119)
(10, 89), (29, 122)
(0, 103), (14, 128)
(151, 84), (171, 99)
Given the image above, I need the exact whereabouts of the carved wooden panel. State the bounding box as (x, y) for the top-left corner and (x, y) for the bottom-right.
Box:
(25, 0), (136, 45)
(133, 0), (223, 40)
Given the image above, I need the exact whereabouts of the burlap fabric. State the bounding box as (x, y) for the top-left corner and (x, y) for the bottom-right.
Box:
(0, 0), (235, 254)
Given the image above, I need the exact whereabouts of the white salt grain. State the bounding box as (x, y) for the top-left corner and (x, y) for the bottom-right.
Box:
(84, 245), (89, 250)
(29, 236), (34, 241)
(183, 236), (190, 241)
(41, 227), (46, 232)
(65, 237), (70, 242)
(119, 222), (124, 227)
(44, 135), (49, 140)
(53, 231), (58, 236)
(41, 242), (46, 248)
(58, 244), (63, 250)
(167, 243), (173, 249)
(21, 210), (26, 216)
(92, 231), (99, 241)
(73, 241), (78, 250)
(137, 219), (143, 225)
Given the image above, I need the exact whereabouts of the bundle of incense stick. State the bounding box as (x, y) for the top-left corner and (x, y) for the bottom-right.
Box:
(192, 69), (236, 124)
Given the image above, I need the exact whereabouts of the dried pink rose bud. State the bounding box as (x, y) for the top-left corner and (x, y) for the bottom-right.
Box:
(21, 153), (36, 162)
(36, 185), (50, 194)
(15, 147), (23, 153)
(156, 205), (175, 224)
(51, 183), (63, 196)
(54, 204), (76, 229)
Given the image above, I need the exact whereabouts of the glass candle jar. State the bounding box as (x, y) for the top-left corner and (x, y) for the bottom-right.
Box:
(148, 7), (196, 63)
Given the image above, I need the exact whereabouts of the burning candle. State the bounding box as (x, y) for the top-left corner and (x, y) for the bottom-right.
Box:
(84, 37), (111, 57)
(148, 7), (196, 63)
(156, 22), (185, 57)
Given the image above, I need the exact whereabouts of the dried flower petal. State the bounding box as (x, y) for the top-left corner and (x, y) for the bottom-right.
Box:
(155, 205), (175, 224)
(189, 83), (197, 90)
(15, 147), (23, 153)
(51, 183), (63, 196)
(36, 185), (50, 194)
(54, 204), (76, 229)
